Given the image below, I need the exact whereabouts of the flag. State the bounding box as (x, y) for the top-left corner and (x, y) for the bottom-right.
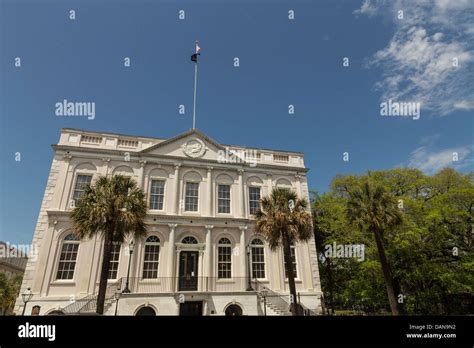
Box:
(191, 41), (201, 62)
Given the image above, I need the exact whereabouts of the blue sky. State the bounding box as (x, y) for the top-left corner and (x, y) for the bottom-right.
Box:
(1, 0), (473, 245)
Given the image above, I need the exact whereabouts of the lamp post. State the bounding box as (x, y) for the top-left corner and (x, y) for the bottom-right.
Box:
(246, 245), (253, 291)
(114, 287), (121, 316)
(21, 288), (33, 316)
(122, 240), (135, 293)
(261, 287), (268, 316)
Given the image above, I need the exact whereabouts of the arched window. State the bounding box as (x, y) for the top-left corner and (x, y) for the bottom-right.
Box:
(108, 242), (121, 279)
(143, 236), (160, 279)
(47, 310), (65, 316)
(182, 236), (198, 244)
(56, 234), (80, 280)
(225, 304), (243, 316)
(250, 239), (265, 279)
(135, 306), (156, 316)
(31, 306), (41, 316)
(284, 243), (298, 279)
(217, 238), (232, 279)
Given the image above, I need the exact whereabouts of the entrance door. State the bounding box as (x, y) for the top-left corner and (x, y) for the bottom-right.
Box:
(179, 301), (203, 316)
(178, 251), (199, 291)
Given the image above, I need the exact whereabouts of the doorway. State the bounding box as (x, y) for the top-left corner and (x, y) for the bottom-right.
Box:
(179, 301), (203, 316)
(178, 250), (199, 291)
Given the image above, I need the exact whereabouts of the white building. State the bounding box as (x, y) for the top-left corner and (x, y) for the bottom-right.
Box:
(15, 128), (322, 316)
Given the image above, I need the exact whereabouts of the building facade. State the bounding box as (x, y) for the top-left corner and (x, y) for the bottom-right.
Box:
(0, 242), (28, 280)
(15, 128), (322, 316)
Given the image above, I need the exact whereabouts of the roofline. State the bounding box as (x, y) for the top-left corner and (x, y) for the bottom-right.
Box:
(61, 128), (166, 141)
(60, 128), (305, 155)
(222, 144), (304, 155)
(51, 144), (310, 173)
(141, 128), (226, 153)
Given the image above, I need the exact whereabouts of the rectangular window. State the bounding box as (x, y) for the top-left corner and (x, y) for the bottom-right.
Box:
(143, 244), (160, 279)
(108, 243), (121, 279)
(284, 246), (298, 279)
(72, 175), (92, 203)
(56, 242), (79, 280)
(251, 246), (265, 279)
(218, 246), (232, 279)
(249, 187), (261, 215)
(218, 185), (231, 214)
(185, 182), (199, 212)
(149, 180), (165, 210)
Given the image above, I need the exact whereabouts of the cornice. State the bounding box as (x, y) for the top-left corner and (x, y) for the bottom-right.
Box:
(52, 145), (309, 173)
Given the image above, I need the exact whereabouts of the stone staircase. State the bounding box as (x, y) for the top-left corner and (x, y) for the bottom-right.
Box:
(62, 282), (119, 315)
(261, 295), (292, 316)
(253, 279), (293, 316)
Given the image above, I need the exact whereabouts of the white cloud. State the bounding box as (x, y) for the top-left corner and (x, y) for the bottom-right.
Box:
(453, 100), (474, 110)
(404, 136), (473, 174)
(356, 0), (474, 116)
(353, 0), (379, 17)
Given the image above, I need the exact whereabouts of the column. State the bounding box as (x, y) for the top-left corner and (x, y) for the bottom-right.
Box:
(101, 157), (110, 177)
(295, 174), (302, 198)
(238, 169), (245, 218)
(58, 154), (73, 209)
(168, 224), (178, 278)
(239, 225), (248, 279)
(175, 249), (181, 292)
(207, 167), (213, 216)
(204, 225), (213, 279)
(172, 163), (181, 215)
(138, 160), (147, 190)
(199, 249), (204, 291)
(266, 174), (273, 196)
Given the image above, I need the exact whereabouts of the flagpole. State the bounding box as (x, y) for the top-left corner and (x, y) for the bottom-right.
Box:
(193, 60), (198, 129)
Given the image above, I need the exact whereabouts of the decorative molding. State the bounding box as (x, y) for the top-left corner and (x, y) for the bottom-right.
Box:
(53, 145), (308, 173)
(182, 138), (207, 158)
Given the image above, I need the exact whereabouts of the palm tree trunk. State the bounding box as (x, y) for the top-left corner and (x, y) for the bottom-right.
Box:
(373, 229), (399, 315)
(282, 234), (298, 316)
(326, 257), (335, 315)
(96, 227), (114, 314)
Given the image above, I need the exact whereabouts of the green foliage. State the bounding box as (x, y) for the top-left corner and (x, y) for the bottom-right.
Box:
(0, 273), (22, 315)
(255, 188), (313, 315)
(71, 175), (148, 314)
(71, 175), (147, 243)
(313, 167), (474, 315)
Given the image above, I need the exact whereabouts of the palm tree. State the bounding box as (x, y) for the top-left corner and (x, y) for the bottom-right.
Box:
(347, 181), (402, 315)
(71, 175), (147, 314)
(255, 188), (313, 315)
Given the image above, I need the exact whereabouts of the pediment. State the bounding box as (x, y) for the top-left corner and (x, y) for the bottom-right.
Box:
(141, 129), (226, 161)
